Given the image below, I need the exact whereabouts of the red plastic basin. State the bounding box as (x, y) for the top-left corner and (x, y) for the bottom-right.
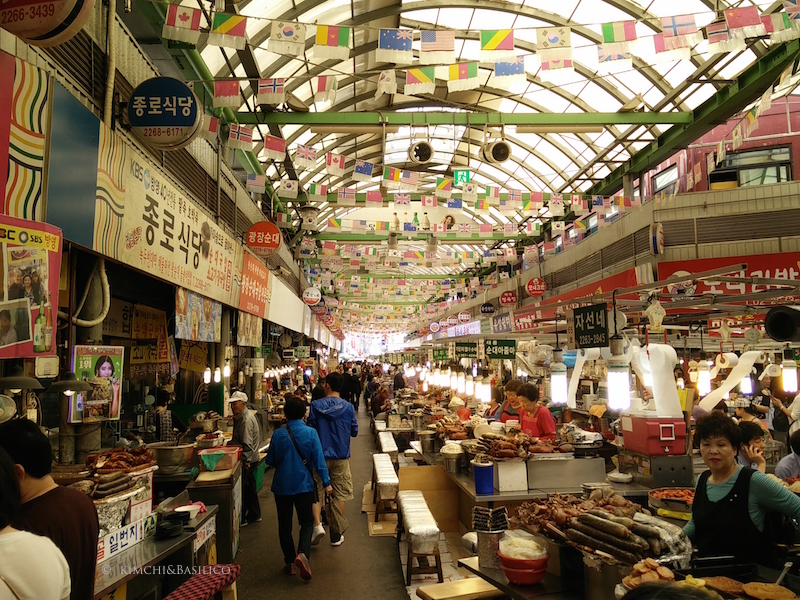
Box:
(501, 565), (547, 585)
(497, 552), (549, 571)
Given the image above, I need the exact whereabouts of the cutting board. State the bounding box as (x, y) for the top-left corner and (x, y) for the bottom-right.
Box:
(195, 469), (233, 483)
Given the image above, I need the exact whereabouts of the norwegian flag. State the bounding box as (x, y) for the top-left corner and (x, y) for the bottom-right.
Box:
(257, 78), (285, 105)
(337, 187), (356, 202)
(228, 124), (253, 150)
(295, 144), (317, 170)
(326, 152), (347, 176)
(508, 189), (522, 203)
(504, 222), (516, 234)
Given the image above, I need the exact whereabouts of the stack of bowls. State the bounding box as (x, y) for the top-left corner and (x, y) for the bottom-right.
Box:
(497, 552), (549, 585)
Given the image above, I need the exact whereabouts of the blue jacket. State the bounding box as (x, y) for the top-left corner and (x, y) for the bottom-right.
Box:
(307, 395), (358, 460)
(265, 419), (330, 496)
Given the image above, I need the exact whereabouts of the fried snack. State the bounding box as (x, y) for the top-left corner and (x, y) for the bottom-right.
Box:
(742, 582), (797, 600)
(703, 576), (745, 596)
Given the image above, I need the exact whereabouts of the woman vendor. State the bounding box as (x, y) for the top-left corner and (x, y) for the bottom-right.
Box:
(733, 398), (770, 442)
(485, 387), (503, 421)
(153, 388), (187, 443)
(518, 383), (556, 439)
(498, 379), (523, 423)
(684, 412), (800, 566)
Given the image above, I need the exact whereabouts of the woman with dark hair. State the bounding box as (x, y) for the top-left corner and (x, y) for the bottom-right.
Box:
(736, 421), (767, 473)
(733, 398), (770, 442)
(499, 379), (524, 423)
(311, 385), (326, 402)
(94, 355), (120, 419)
(517, 383), (557, 439)
(20, 274), (41, 307)
(265, 396), (331, 580)
(685, 412), (800, 565)
(484, 387), (503, 421)
(0, 446), (71, 599)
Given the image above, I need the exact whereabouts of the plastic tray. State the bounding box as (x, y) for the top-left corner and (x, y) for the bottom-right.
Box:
(648, 487), (693, 512)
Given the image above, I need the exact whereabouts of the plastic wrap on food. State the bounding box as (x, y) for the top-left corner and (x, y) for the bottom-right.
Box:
(462, 531), (478, 553)
(398, 490), (440, 554)
(378, 432), (399, 461)
(373, 453), (399, 500)
(375, 421), (387, 432)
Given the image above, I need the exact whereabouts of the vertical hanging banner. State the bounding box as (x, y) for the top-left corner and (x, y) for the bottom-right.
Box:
(0, 215), (62, 359)
(237, 311), (263, 347)
(239, 251), (271, 319)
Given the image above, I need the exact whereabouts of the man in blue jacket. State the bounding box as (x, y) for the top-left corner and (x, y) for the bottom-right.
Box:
(307, 371), (358, 547)
(266, 396), (331, 580)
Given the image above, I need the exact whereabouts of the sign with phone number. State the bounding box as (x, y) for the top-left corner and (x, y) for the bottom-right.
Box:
(567, 304), (608, 349)
(484, 339), (516, 359)
(432, 348), (449, 360)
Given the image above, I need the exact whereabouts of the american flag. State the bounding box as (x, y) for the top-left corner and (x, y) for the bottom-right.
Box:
(337, 187), (356, 201)
(400, 170), (419, 189)
(421, 30), (454, 52)
(246, 173), (265, 192)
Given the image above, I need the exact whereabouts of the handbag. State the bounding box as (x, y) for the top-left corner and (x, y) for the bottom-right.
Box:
(285, 425), (319, 501)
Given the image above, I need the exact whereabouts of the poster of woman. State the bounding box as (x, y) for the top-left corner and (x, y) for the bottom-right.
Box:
(72, 346), (125, 422)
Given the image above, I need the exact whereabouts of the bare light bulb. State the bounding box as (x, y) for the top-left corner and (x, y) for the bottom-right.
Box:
(423, 381), (429, 392)
(214, 367), (221, 383)
(223, 363), (231, 378)
(550, 357), (568, 405)
(739, 376), (753, 395)
(697, 362), (711, 396)
(203, 368), (212, 384)
(783, 360), (798, 394)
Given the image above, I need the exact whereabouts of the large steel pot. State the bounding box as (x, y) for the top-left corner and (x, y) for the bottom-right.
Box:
(148, 442), (194, 475)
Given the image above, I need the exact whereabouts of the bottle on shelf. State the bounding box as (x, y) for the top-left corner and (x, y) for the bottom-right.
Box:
(391, 212), (400, 231)
(413, 212), (420, 226)
(403, 212), (409, 229)
(43, 293), (52, 352)
(422, 212), (430, 230)
(33, 303), (46, 353)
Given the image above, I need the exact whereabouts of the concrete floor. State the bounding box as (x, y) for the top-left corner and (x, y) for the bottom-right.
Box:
(236, 402), (410, 599)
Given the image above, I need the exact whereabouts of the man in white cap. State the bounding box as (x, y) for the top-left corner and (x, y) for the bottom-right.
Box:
(228, 391), (262, 525)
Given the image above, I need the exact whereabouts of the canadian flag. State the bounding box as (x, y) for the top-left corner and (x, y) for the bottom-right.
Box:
(326, 152), (346, 176)
(162, 5), (202, 44)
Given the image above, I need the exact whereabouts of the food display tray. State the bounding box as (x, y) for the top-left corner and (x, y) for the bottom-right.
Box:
(647, 487), (693, 512)
(676, 562), (800, 598)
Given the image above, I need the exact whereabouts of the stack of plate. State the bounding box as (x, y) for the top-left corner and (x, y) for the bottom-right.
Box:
(581, 482), (612, 500)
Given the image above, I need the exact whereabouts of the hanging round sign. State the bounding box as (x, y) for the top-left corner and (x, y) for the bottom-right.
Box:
(302, 287), (322, 306)
(526, 277), (547, 297)
(3, 0), (94, 47)
(500, 291), (518, 306)
(480, 302), (495, 315)
(246, 221), (281, 258)
(458, 311), (470, 323)
(430, 322), (440, 333)
(127, 78), (201, 150)
(439, 319), (448, 329)
(447, 315), (458, 326)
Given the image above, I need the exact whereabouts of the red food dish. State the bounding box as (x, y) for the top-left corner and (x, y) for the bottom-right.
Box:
(497, 552), (549, 571)
(501, 565), (547, 585)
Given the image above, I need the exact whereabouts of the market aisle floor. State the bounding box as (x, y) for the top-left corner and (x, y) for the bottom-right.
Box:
(236, 401), (409, 599)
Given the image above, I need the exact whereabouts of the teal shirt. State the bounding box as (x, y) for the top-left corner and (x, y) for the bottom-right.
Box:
(684, 466), (800, 540)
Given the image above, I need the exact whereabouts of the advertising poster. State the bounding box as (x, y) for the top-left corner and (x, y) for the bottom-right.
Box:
(0, 215), (62, 359)
(71, 345), (125, 422)
(178, 341), (208, 373)
(132, 305), (169, 362)
(175, 287), (221, 342)
(238, 251), (271, 318)
(237, 310), (263, 347)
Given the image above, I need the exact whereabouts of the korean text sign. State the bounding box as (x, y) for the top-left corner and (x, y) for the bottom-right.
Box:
(0, 215), (62, 359)
(94, 145), (238, 305)
(239, 252), (271, 318)
(484, 339), (516, 359)
(455, 342), (478, 358)
(568, 304), (608, 349)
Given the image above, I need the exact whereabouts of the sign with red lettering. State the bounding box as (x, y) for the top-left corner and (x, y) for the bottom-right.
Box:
(447, 315), (458, 326)
(246, 221), (281, 258)
(500, 291), (517, 306)
(458, 311), (470, 323)
(1, 0), (94, 47)
(239, 252), (271, 318)
(302, 287), (322, 306)
(526, 277), (546, 297)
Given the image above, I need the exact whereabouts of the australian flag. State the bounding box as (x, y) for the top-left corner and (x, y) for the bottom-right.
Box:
(353, 159), (375, 182)
(495, 57), (525, 82)
(376, 28), (414, 63)
(447, 198), (463, 209)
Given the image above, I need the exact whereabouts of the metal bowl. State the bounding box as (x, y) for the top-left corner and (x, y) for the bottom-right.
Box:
(148, 442), (194, 475)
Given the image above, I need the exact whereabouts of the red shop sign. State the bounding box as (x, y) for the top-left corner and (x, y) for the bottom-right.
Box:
(500, 291), (517, 306)
(458, 311), (470, 323)
(246, 221), (281, 258)
(447, 315), (458, 326)
(526, 277), (546, 297)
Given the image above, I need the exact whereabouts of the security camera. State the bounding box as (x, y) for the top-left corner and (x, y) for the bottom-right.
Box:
(481, 140), (511, 164)
(408, 141), (434, 165)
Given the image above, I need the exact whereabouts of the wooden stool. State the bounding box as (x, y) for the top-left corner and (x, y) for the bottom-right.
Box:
(416, 578), (505, 600)
(406, 546), (443, 586)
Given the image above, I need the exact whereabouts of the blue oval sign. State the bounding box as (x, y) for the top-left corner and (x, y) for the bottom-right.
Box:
(128, 77), (201, 149)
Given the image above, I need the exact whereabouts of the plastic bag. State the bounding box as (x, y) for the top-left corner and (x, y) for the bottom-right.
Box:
(499, 530), (548, 560)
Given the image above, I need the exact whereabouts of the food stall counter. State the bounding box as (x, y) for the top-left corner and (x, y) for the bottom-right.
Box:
(93, 531), (194, 600)
(458, 556), (584, 600)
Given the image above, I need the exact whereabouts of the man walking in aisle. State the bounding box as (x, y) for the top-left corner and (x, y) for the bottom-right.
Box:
(307, 372), (358, 547)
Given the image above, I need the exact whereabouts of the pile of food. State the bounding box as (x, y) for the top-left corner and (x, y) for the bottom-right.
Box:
(649, 489), (694, 504)
(86, 446), (155, 473)
(515, 493), (691, 564)
(698, 577), (797, 599)
(477, 433), (574, 459)
(433, 415), (468, 440)
(622, 559), (675, 588)
(781, 475), (800, 493)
